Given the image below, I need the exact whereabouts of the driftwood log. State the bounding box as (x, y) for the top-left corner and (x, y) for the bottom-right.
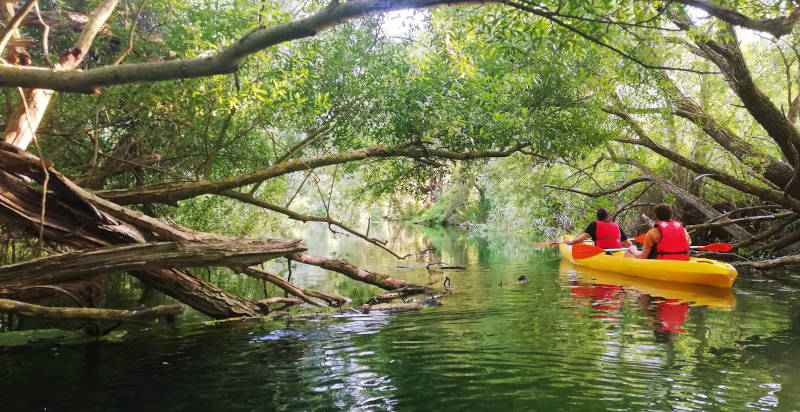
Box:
(0, 298), (183, 324)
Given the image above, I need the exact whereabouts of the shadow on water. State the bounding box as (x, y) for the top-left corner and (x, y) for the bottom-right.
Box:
(1, 223), (800, 410)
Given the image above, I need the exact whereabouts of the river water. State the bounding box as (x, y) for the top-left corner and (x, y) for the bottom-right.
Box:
(1, 223), (800, 411)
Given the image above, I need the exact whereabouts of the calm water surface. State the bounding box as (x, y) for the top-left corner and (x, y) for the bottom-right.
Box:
(1, 223), (800, 411)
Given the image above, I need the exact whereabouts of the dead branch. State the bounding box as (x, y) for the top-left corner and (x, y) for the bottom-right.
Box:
(112, 0), (148, 65)
(20, 9), (113, 35)
(0, 298), (183, 324)
(686, 212), (795, 231)
(732, 214), (800, 249)
(222, 190), (403, 259)
(356, 302), (422, 312)
(290, 252), (431, 292)
(303, 289), (350, 306)
(0, 0), (37, 59)
(257, 297), (303, 312)
(732, 253), (800, 269)
(242, 266), (325, 307)
(0, 239), (306, 288)
(543, 177), (651, 197)
(754, 228), (800, 252)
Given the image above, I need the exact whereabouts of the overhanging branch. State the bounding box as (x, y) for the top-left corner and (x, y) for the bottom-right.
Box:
(97, 142), (532, 205)
(543, 177), (651, 197)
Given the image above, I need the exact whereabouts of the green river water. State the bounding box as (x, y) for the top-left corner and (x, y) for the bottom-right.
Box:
(1, 222), (800, 411)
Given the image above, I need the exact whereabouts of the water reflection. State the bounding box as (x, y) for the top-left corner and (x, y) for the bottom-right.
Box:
(2, 225), (800, 411)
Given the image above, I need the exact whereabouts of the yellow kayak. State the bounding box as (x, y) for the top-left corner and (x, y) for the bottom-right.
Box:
(559, 261), (736, 310)
(558, 237), (737, 288)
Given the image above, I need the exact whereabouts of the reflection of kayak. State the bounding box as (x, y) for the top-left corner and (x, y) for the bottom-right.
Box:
(559, 260), (736, 310)
(559, 237), (737, 288)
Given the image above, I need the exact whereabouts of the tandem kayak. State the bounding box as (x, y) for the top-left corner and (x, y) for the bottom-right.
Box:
(558, 238), (738, 288)
(559, 261), (736, 309)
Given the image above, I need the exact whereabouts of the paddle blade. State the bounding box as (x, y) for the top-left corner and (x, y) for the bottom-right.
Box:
(571, 244), (605, 259)
(531, 241), (559, 246)
(698, 243), (733, 252)
(633, 233), (647, 244)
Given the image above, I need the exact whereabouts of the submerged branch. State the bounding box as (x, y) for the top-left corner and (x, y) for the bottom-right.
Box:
(0, 298), (183, 324)
(733, 254), (800, 269)
(291, 252), (430, 292)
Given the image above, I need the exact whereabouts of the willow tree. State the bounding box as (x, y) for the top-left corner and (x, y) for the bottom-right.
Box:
(0, 0), (611, 327)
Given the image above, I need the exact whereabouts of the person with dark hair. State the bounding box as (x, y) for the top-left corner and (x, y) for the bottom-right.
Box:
(626, 203), (691, 260)
(564, 208), (634, 252)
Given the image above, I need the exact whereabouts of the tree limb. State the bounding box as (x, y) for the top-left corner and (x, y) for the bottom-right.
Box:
(97, 142), (531, 205)
(670, 0), (800, 38)
(0, 298), (183, 324)
(0, 239), (306, 288)
(0, 0), (495, 93)
(222, 190), (403, 259)
(543, 177), (651, 197)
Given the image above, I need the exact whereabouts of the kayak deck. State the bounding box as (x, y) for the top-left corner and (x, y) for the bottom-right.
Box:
(558, 240), (737, 288)
(559, 261), (736, 309)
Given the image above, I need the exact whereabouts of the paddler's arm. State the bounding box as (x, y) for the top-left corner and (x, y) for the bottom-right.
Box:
(565, 233), (591, 245)
(630, 230), (657, 259)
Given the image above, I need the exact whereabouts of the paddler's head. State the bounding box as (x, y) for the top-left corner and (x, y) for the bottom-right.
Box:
(596, 207), (610, 222)
(654, 203), (674, 221)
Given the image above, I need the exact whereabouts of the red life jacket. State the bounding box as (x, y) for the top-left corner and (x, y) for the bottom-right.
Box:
(595, 220), (622, 248)
(649, 221), (690, 261)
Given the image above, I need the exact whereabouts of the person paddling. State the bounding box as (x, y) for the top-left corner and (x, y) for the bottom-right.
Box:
(564, 208), (635, 254)
(626, 203), (691, 260)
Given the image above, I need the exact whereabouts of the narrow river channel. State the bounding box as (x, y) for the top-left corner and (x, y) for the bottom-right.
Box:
(2, 222), (799, 411)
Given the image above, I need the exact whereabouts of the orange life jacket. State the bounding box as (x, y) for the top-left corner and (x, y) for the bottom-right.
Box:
(595, 220), (622, 248)
(649, 221), (690, 261)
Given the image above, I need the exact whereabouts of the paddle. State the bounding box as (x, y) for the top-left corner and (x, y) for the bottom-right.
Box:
(532, 237), (641, 246)
(571, 243), (733, 260)
(633, 233), (647, 244)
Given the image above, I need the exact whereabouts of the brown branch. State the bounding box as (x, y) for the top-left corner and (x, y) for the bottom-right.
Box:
(0, 298), (183, 324)
(673, 16), (800, 168)
(20, 9), (113, 35)
(753, 228), (800, 252)
(0, 239), (306, 288)
(0, 0), (37, 60)
(222, 190), (403, 259)
(685, 212), (795, 231)
(290, 251), (430, 292)
(660, 72), (799, 196)
(732, 253), (800, 269)
(112, 0), (148, 65)
(543, 177), (651, 197)
(503, 1), (719, 75)
(612, 183), (655, 220)
(670, 0), (800, 38)
(607, 107), (800, 212)
(241, 266), (324, 307)
(97, 142), (532, 205)
(0, 0), (495, 93)
(3, 0), (119, 150)
(732, 214), (800, 249)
